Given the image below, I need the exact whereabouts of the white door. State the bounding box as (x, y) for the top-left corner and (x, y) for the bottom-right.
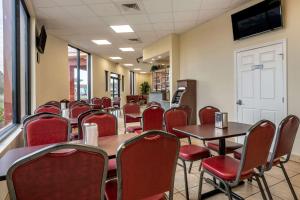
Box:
(236, 42), (286, 144)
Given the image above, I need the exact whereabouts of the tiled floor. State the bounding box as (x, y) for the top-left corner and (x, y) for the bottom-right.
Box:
(117, 113), (300, 200)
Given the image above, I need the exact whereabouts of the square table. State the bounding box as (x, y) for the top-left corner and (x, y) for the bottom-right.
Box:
(0, 133), (136, 181)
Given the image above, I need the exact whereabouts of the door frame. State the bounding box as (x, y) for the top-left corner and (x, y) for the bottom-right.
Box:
(233, 39), (288, 122)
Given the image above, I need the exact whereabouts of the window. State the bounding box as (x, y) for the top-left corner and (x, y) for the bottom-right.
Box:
(68, 46), (91, 101)
(110, 73), (120, 98)
(0, 0), (31, 137)
(130, 71), (135, 95)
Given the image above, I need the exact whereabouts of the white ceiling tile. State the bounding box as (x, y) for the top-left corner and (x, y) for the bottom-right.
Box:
(32, 0), (57, 8)
(131, 24), (154, 32)
(81, 0), (111, 4)
(52, 0), (83, 6)
(148, 13), (173, 23)
(88, 3), (121, 16)
(153, 23), (174, 31)
(173, 11), (199, 22)
(197, 9), (224, 23)
(174, 21), (195, 33)
(124, 14), (150, 24)
(63, 5), (96, 18)
(173, 0), (203, 11)
(142, 0), (172, 13)
(100, 15), (128, 25)
(36, 7), (70, 20)
(201, 0), (232, 9)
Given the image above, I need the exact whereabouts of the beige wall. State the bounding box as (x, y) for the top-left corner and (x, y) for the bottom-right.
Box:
(35, 34), (69, 106)
(136, 73), (152, 95)
(179, 0), (300, 155)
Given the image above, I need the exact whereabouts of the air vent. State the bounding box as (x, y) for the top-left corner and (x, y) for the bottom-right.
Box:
(128, 38), (142, 43)
(122, 3), (140, 11)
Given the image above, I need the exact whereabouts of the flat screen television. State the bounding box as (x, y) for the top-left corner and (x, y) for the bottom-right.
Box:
(36, 25), (47, 54)
(231, 0), (283, 40)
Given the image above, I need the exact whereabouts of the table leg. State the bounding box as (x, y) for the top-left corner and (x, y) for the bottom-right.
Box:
(218, 138), (226, 155)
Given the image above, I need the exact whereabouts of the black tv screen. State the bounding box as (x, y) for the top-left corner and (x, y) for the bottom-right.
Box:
(231, 0), (283, 40)
(37, 25), (47, 53)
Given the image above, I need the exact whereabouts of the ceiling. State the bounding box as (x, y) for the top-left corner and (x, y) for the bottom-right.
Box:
(32, 0), (249, 72)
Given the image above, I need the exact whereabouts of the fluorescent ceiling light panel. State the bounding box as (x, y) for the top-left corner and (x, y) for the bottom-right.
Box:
(110, 25), (134, 33)
(110, 57), (122, 60)
(92, 40), (111, 45)
(124, 64), (133, 67)
(134, 68), (141, 71)
(140, 72), (147, 74)
(119, 47), (135, 52)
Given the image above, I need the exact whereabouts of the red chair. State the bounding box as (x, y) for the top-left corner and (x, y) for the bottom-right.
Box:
(123, 103), (142, 133)
(45, 100), (60, 108)
(199, 106), (242, 154)
(234, 115), (300, 199)
(147, 101), (161, 107)
(69, 103), (90, 119)
(101, 97), (112, 109)
(23, 114), (70, 146)
(34, 105), (61, 115)
(7, 144), (108, 200)
(81, 111), (118, 179)
(91, 97), (102, 109)
(198, 120), (276, 200)
(105, 131), (180, 200)
(177, 105), (192, 125)
(60, 99), (70, 109)
(164, 108), (210, 199)
(112, 97), (121, 108)
(76, 110), (99, 139)
(135, 106), (165, 134)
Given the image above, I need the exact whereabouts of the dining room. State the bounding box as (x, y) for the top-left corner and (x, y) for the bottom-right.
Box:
(1, 0), (300, 200)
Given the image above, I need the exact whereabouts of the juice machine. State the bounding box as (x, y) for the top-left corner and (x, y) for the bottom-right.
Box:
(171, 79), (196, 124)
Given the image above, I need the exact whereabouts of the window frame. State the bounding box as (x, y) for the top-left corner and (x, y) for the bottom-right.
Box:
(68, 45), (91, 101)
(110, 73), (120, 98)
(0, 0), (31, 141)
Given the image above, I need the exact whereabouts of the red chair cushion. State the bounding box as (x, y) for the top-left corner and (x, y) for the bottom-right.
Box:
(203, 156), (253, 181)
(135, 129), (143, 134)
(207, 140), (243, 154)
(107, 159), (117, 178)
(105, 179), (165, 200)
(126, 125), (142, 133)
(179, 144), (210, 161)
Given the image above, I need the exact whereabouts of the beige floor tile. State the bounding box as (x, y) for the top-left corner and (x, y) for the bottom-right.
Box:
(246, 192), (283, 200)
(232, 182), (260, 198)
(265, 166), (298, 180)
(174, 170), (200, 192)
(285, 161), (300, 173)
(173, 192), (186, 200)
(250, 174), (282, 187)
(186, 184), (227, 200)
(291, 174), (300, 188)
(270, 181), (300, 200)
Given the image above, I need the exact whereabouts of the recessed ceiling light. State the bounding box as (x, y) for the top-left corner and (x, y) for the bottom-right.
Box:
(140, 72), (147, 74)
(151, 58), (155, 61)
(110, 57), (122, 60)
(110, 25), (134, 33)
(134, 68), (141, 71)
(124, 64), (133, 67)
(119, 47), (135, 52)
(158, 56), (162, 59)
(92, 40), (111, 45)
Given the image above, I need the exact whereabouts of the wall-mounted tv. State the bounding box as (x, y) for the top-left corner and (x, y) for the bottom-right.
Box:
(36, 25), (47, 54)
(231, 0), (283, 40)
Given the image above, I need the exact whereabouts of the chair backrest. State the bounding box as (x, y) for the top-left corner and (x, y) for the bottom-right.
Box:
(81, 111), (118, 139)
(77, 109), (99, 139)
(270, 115), (300, 166)
(113, 97), (121, 107)
(7, 144), (108, 200)
(101, 97), (111, 109)
(34, 105), (61, 115)
(198, 106), (220, 125)
(45, 101), (60, 108)
(116, 131), (180, 200)
(237, 120), (275, 181)
(142, 106), (165, 131)
(147, 101), (161, 107)
(69, 104), (90, 118)
(176, 105), (192, 125)
(164, 108), (189, 138)
(91, 97), (102, 109)
(123, 103), (141, 123)
(24, 114), (70, 146)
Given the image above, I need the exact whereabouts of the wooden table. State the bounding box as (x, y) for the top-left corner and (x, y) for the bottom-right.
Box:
(125, 113), (142, 119)
(0, 133), (136, 181)
(173, 122), (252, 199)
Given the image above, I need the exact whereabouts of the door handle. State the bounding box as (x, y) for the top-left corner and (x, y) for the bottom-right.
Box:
(251, 64), (264, 71)
(236, 99), (243, 105)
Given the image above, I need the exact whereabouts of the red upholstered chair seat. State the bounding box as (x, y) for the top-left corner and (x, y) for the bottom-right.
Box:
(207, 140), (243, 154)
(105, 179), (165, 200)
(108, 159), (117, 178)
(179, 145), (210, 161)
(135, 129), (143, 134)
(126, 125), (142, 133)
(203, 156), (253, 181)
